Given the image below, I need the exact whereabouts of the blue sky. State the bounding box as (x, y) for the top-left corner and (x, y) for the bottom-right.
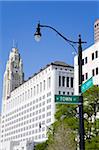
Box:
(0, 1), (99, 112)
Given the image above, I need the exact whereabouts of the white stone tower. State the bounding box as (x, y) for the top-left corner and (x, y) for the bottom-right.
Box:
(2, 47), (24, 112)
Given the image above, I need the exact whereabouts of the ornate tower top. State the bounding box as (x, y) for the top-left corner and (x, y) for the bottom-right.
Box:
(2, 47), (24, 112)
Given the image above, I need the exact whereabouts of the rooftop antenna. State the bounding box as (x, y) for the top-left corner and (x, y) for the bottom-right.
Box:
(12, 40), (18, 48)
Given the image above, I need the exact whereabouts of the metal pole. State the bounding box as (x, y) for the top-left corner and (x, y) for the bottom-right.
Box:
(78, 35), (85, 150)
(35, 23), (86, 149)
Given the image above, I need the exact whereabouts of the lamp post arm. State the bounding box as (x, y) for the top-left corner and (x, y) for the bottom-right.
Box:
(38, 23), (86, 53)
(39, 24), (78, 44)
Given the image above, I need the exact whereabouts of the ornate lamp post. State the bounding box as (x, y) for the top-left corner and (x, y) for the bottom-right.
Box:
(34, 22), (86, 150)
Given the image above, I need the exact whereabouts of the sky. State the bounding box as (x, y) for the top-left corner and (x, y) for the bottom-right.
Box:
(0, 1), (99, 112)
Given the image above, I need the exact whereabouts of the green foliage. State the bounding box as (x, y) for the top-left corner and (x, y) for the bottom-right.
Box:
(34, 141), (48, 150)
(55, 104), (79, 130)
(55, 104), (77, 120)
(45, 103), (78, 150)
(47, 120), (76, 150)
(83, 86), (99, 149)
(35, 86), (99, 150)
(83, 85), (99, 112)
(85, 136), (99, 150)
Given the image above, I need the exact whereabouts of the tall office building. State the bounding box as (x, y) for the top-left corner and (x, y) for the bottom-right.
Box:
(94, 19), (99, 43)
(1, 47), (74, 150)
(2, 47), (24, 113)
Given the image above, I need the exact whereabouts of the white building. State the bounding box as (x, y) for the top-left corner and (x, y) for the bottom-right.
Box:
(1, 47), (74, 150)
(94, 19), (99, 43)
(74, 41), (99, 94)
(74, 19), (99, 95)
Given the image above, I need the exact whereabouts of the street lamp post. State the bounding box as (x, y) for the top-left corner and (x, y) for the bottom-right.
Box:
(34, 22), (86, 150)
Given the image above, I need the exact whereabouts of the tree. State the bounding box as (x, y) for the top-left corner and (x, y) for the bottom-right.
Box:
(35, 105), (77, 150)
(35, 86), (99, 150)
(47, 121), (76, 150)
(55, 104), (78, 130)
(83, 86), (99, 149)
(53, 86), (99, 149)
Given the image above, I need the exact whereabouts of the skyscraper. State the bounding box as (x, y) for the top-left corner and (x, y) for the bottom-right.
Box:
(2, 47), (24, 113)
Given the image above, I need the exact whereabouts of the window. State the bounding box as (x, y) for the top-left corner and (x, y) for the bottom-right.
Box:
(28, 89), (30, 98)
(34, 86), (36, 96)
(85, 57), (88, 64)
(47, 92), (51, 97)
(40, 82), (42, 92)
(49, 77), (51, 88)
(67, 92), (69, 95)
(71, 77), (73, 88)
(47, 99), (51, 103)
(25, 91), (27, 100)
(42, 101), (45, 105)
(48, 77), (51, 88)
(37, 84), (39, 94)
(59, 76), (61, 87)
(71, 92), (74, 95)
(82, 75), (84, 81)
(59, 91), (61, 94)
(63, 91), (65, 95)
(67, 77), (69, 87)
(92, 53), (94, 60)
(31, 88), (32, 97)
(46, 118), (51, 123)
(43, 80), (45, 90)
(47, 112), (51, 116)
(85, 73), (88, 80)
(22, 147), (24, 150)
(82, 59), (84, 65)
(96, 67), (98, 75)
(95, 51), (98, 58)
(92, 69), (95, 76)
(42, 114), (45, 118)
(62, 76), (65, 87)
(47, 105), (51, 110)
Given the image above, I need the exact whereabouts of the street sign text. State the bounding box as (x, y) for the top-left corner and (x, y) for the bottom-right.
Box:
(55, 95), (79, 104)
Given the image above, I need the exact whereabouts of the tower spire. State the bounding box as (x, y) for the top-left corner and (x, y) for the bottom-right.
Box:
(12, 39), (18, 48)
(2, 45), (24, 112)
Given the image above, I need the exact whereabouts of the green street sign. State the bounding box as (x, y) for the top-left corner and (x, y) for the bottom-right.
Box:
(55, 95), (79, 104)
(81, 77), (93, 93)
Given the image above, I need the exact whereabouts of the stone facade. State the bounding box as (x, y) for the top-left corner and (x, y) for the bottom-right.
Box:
(2, 47), (24, 113)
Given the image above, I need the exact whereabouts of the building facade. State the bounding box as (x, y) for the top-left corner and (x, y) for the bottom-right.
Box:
(1, 48), (74, 150)
(94, 19), (99, 43)
(2, 47), (24, 113)
(74, 41), (99, 95)
(74, 19), (99, 95)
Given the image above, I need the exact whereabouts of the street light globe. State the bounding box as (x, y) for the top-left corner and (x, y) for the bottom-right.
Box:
(34, 32), (41, 42)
